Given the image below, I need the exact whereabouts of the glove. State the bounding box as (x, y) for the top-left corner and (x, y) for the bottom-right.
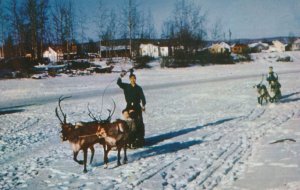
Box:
(120, 70), (126, 78)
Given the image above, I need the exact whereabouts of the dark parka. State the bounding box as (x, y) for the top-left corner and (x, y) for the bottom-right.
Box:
(117, 78), (146, 111)
(267, 71), (278, 84)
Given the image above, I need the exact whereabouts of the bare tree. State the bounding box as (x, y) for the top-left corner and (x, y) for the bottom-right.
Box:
(211, 19), (223, 42)
(52, 0), (75, 53)
(8, 0), (25, 56)
(139, 8), (156, 39)
(102, 9), (118, 58)
(0, 0), (7, 58)
(119, 0), (141, 58)
(164, 0), (207, 52)
(76, 9), (88, 55)
(23, 0), (49, 60)
(94, 0), (107, 56)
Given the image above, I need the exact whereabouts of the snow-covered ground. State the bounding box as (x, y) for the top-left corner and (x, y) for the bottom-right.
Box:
(1, 52), (300, 189)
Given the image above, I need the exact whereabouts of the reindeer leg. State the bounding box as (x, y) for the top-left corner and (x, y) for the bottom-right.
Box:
(83, 149), (88, 173)
(89, 146), (95, 164)
(104, 146), (111, 169)
(102, 144), (106, 168)
(73, 151), (83, 165)
(123, 144), (128, 164)
(117, 146), (121, 166)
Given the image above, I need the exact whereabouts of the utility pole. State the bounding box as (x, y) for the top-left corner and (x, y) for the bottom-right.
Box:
(129, 0), (132, 58)
(229, 29), (232, 44)
(1, 22), (4, 58)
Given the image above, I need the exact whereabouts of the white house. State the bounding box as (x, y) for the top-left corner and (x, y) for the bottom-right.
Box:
(291, 39), (300, 51)
(268, 40), (286, 52)
(43, 47), (59, 63)
(209, 42), (231, 54)
(159, 46), (169, 57)
(140, 43), (159, 58)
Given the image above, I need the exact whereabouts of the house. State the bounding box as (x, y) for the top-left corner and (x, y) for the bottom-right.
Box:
(43, 47), (63, 63)
(209, 42), (231, 54)
(231, 43), (249, 54)
(268, 40), (286, 52)
(100, 45), (130, 58)
(248, 42), (269, 53)
(159, 46), (169, 57)
(140, 43), (159, 58)
(291, 39), (300, 51)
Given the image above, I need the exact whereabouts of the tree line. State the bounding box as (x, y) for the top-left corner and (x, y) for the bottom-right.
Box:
(0, 0), (226, 61)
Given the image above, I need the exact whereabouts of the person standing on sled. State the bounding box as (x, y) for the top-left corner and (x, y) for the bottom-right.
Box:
(266, 66), (281, 101)
(117, 70), (146, 148)
(266, 66), (278, 85)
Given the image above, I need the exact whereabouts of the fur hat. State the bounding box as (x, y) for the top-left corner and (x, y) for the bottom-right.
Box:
(129, 69), (136, 78)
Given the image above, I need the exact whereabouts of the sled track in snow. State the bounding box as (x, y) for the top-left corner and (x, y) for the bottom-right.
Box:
(104, 107), (271, 189)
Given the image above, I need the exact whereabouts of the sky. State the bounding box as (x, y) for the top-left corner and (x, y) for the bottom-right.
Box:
(74, 0), (300, 40)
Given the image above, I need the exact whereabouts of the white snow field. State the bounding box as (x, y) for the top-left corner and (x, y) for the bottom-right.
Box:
(1, 52), (300, 190)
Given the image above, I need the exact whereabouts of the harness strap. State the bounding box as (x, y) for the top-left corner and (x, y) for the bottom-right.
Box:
(78, 133), (99, 138)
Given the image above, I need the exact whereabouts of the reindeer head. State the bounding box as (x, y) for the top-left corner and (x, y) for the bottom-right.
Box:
(55, 96), (73, 141)
(60, 123), (75, 141)
(96, 127), (107, 138)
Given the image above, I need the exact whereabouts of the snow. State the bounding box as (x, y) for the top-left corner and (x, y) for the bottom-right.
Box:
(1, 51), (300, 189)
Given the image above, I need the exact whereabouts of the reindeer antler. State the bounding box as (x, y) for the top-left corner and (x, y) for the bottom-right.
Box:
(105, 99), (116, 122)
(55, 107), (64, 124)
(87, 103), (100, 122)
(87, 99), (116, 123)
(56, 95), (72, 124)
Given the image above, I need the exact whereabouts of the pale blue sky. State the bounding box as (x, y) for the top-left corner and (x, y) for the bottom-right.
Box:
(4, 0), (298, 40)
(75, 0), (300, 40)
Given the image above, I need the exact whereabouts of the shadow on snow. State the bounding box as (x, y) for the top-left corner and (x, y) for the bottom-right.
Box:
(0, 108), (25, 115)
(145, 117), (237, 146)
(280, 91), (300, 103)
(93, 117), (237, 167)
(281, 92), (300, 99)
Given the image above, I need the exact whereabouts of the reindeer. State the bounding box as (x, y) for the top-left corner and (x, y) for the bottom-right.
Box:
(88, 100), (130, 168)
(254, 75), (271, 105)
(55, 96), (106, 173)
(255, 83), (271, 105)
(96, 119), (129, 168)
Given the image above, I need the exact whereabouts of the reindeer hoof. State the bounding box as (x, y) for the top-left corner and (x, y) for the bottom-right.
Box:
(77, 160), (84, 165)
(104, 164), (108, 169)
(117, 162), (121, 166)
(83, 169), (87, 173)
(123, 160), (127, 164)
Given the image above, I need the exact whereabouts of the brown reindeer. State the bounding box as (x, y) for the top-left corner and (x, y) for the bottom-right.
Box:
(88, 100), (130, 168)
(96, 119), (130, 168)
(55, 96), (106, 173)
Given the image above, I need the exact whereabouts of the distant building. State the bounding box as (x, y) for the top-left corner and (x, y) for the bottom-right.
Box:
(291, 39), (300, 51)
(43, 47), (63, 63)
(159, 46), (169, 57)
(248, 42), (269, 53)
(100, 45), (130, 58)
(267, 40), (286, 52)
(140, 43), (159, 58)
(209, 42), (231, 54)
(231, 43), (249, 54)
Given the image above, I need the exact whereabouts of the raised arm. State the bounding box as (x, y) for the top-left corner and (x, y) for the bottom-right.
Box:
(117, 77), (125, 89)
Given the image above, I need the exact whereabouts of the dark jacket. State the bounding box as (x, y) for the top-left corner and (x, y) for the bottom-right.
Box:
(267, 71), (278, 83)
(117, 78), (146, 110)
